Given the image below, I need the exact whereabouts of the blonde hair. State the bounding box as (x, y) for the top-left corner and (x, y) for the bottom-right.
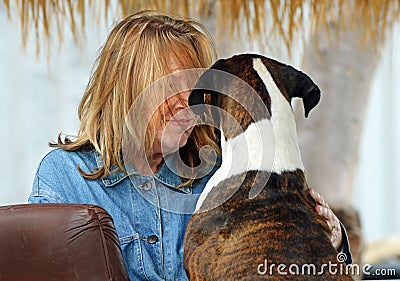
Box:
(53, 10), (220, 185)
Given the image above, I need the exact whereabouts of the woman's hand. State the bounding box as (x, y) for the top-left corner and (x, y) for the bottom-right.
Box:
(309, 189), (342, 250)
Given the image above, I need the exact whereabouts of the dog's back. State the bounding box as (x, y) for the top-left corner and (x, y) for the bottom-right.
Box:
(184, 54), (353, 280)
(185, 171), (352, 280)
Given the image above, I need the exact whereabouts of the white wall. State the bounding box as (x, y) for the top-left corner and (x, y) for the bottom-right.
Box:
(0, 7), (111, 204)
(0, 6), (399, 245)
(352, 22), (400, 243)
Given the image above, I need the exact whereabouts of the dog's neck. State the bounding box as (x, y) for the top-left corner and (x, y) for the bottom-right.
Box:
(195, 58), (304, 212)
(252, 58), (304, 173)
(218, 58), (305, 176)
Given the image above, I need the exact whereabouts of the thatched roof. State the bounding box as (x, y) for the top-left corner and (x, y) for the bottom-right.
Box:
(3, 0), (400, 56)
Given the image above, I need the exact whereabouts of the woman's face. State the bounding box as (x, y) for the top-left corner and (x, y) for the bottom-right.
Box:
(154, 91), (194, 156)
(150, 62), (197, 158)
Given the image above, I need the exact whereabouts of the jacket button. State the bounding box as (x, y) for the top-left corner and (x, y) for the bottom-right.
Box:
(146, 235), (158, 244)
(140, 180), (152, 191)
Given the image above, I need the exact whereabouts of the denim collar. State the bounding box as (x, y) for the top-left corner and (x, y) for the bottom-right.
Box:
(93, 151), (192, 194)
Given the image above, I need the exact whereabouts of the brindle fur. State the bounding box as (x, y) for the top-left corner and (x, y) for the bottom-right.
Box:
(184, 54), (354, 280)
(185, 171), (353, 280)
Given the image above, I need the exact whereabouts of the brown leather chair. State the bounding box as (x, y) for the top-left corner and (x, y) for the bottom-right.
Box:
(0, 204), (130, 281)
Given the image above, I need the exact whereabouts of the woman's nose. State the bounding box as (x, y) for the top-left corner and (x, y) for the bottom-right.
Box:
(175, 91), (190, 109)
(167, 91), (194, 119)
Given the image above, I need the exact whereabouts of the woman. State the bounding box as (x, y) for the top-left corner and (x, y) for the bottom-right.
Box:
(29, 10), (350, 280)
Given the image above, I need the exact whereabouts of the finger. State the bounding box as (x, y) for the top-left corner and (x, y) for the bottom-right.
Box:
(320, 206), (340, 233)
(331, 223), (343, 250)
(320, 208), (342, 249)
(309, 189), (328, 208)
(309, 189), (343, 249)
(327, 209), (335, 224)
(331, 229), (340, 247)
(316, 205), (331, 220)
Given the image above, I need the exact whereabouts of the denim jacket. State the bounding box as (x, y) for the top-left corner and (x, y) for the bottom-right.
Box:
(29, 148), (352, 281)
(29, 148), (215, 281)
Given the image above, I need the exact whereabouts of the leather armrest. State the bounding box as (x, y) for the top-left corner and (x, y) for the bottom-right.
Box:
(0, 204), (129, 281)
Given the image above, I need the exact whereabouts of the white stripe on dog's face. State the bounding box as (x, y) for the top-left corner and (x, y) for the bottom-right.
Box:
(195, 58), (304, 212)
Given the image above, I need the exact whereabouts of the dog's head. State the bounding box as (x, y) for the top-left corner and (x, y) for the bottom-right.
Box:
(189, 54), (320, 138)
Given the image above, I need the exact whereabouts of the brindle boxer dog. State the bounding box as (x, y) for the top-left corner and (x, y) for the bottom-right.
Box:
(184, 54), (354, 280)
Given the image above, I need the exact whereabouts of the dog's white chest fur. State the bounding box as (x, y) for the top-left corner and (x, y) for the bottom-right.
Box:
(195, 58), (304, 212)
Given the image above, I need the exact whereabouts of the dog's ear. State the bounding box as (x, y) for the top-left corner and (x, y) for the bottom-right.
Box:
(257, 56), (321, 118)
(295, 75), (320, 118)
(188, 89), (206, 115)
(286, 66), (321, 118)
(189, 69), (221, 115)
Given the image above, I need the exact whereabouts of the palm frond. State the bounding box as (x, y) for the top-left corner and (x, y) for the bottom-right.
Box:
(3, 0), (400, 56)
